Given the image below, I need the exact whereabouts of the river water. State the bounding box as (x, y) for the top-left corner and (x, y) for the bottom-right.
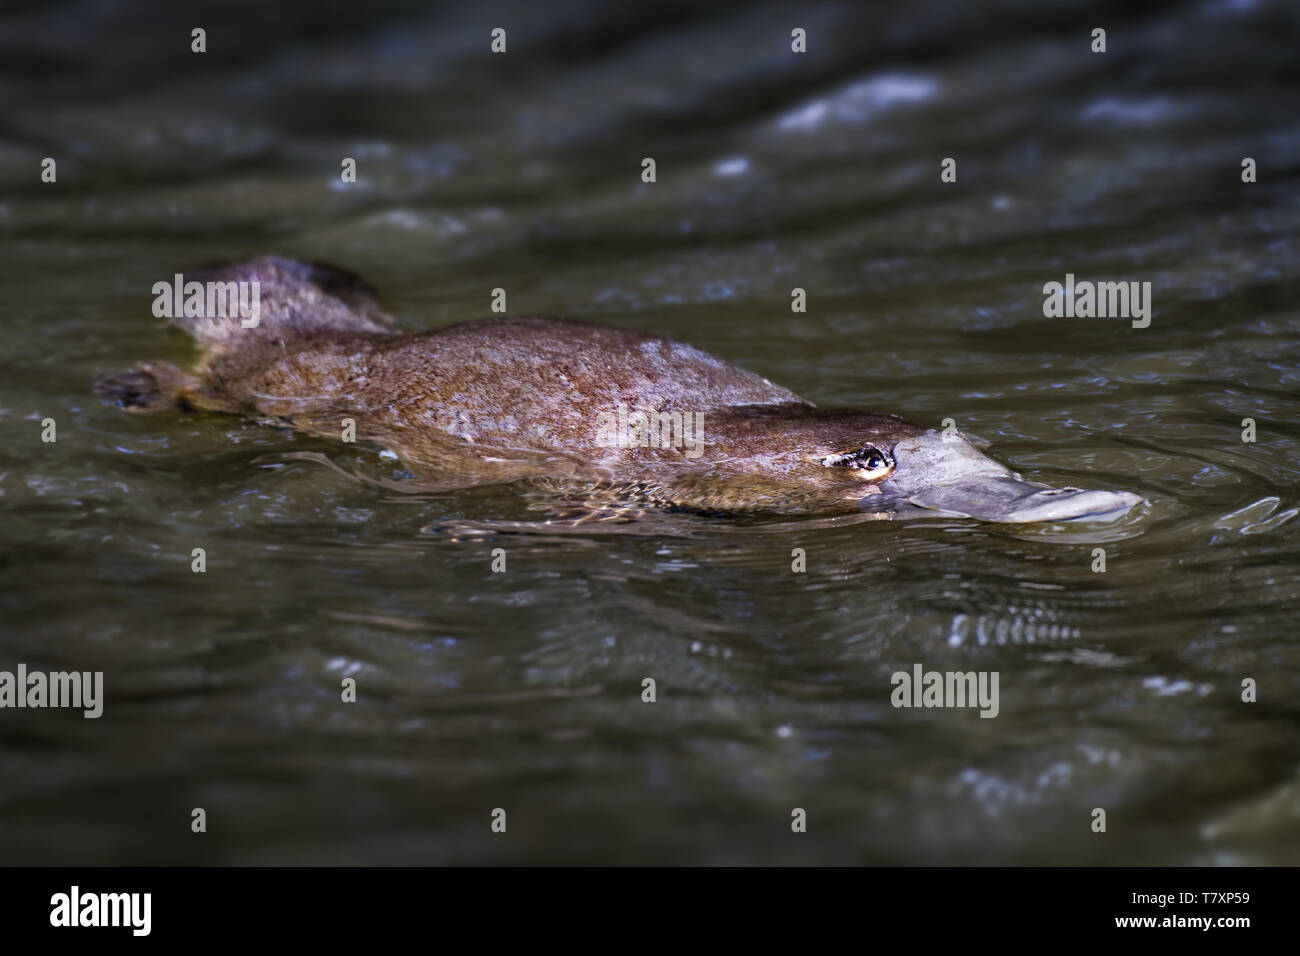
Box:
(1, 0), (1298, 864)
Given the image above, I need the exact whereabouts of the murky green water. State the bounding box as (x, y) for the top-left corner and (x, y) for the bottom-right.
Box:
(2, 0), (1299, 864)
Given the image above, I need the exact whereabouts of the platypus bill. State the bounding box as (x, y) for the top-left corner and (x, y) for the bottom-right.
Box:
(97, 256), (1142, 524)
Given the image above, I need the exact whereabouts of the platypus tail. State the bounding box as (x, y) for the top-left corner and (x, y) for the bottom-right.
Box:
(97, 256), (400, 413)
(166, 255), (400, 350)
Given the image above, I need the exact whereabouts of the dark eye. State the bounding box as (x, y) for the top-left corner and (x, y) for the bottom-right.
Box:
(821, 445), (892, 472)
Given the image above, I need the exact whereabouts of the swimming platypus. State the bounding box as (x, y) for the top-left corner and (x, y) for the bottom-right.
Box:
(97, 256), (1141, 523)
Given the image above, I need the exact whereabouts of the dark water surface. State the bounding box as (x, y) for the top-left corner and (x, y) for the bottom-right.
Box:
(2, 0), (1299, 864)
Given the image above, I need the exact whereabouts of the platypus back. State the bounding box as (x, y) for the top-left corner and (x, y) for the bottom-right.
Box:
(102, 255), (801, 425)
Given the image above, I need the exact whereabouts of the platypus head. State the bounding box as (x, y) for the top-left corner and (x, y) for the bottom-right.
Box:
(867, 429), (1142, 523)
(703, 406), (1141, 523)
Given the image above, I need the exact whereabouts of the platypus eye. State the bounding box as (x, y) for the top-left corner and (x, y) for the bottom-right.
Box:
(820, 445), (894, 477)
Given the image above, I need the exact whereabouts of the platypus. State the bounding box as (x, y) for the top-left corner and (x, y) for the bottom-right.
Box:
(97, 256), (1141, 523)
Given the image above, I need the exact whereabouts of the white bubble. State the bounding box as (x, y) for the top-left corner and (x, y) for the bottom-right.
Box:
(713, 156), (749, 177)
